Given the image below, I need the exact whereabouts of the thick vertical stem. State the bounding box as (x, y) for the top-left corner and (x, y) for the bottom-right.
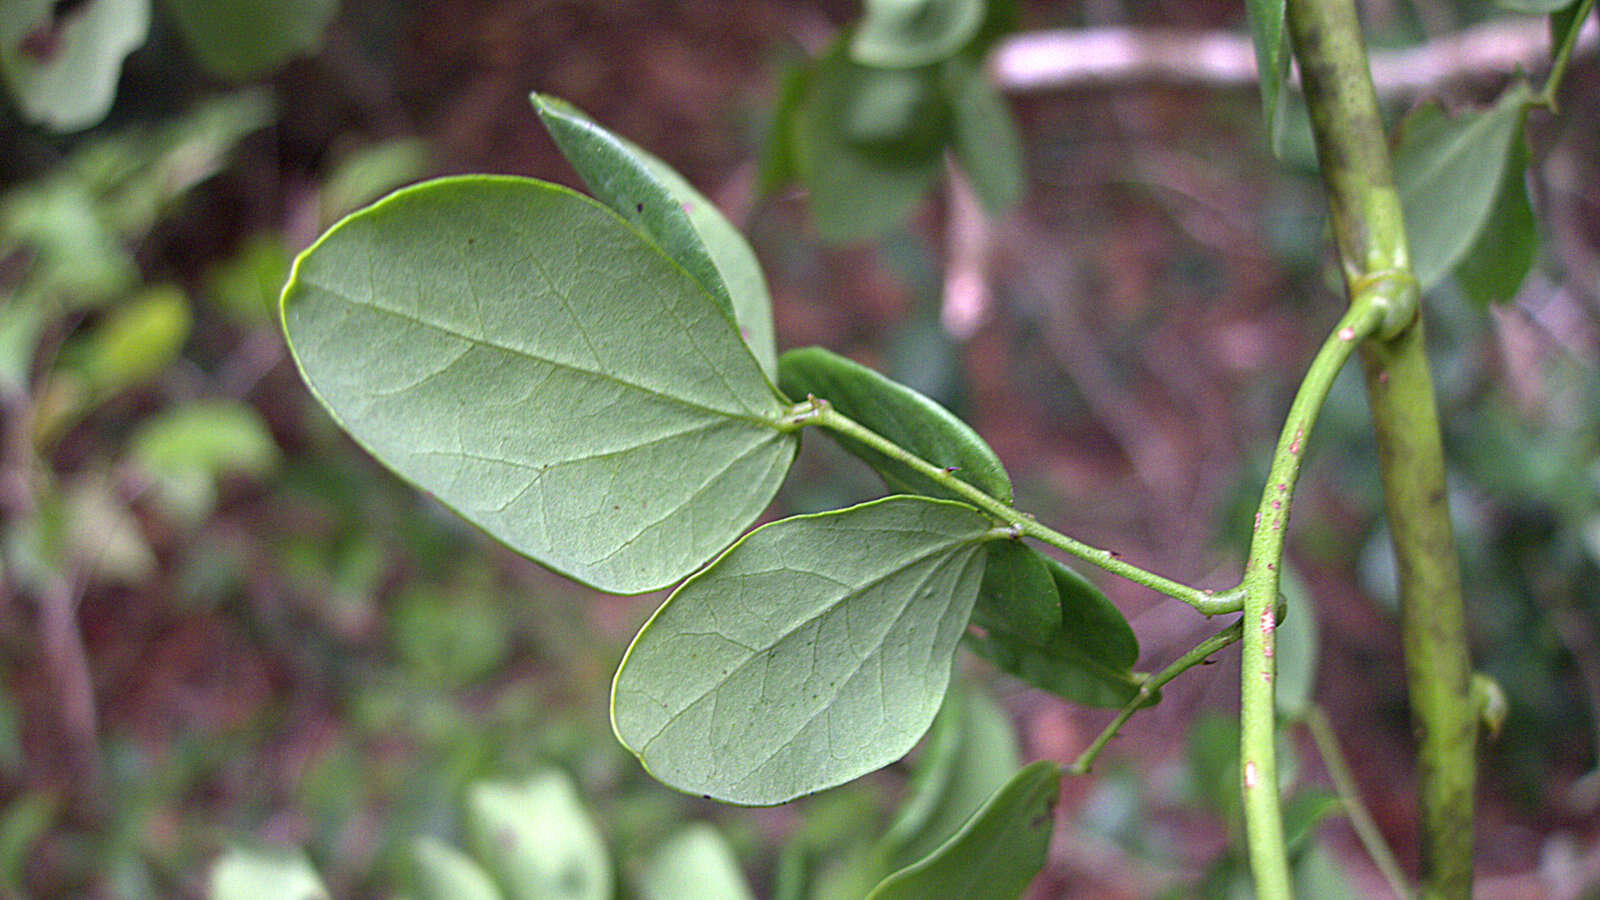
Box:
(1287, 0), (1476, 896)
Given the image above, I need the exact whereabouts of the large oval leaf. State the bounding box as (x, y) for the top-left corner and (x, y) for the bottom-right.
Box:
(612, 495), (997, 804)
(866, 760), (1060, 900)
(533, 94), (778, 376)
(972, 541), (1059, 644)
(281, 176), (798, 593)
(778, 346), (1012, 503)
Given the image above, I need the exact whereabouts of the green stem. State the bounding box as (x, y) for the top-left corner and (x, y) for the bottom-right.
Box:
(1289, 0), (1476, 894)
(1536, 0), (1596, 111)
(1236, 299), (1388, 900)
(1067, 618), (1245, 776)
(787, 403), (1242, 615)
(1304, 705), (1413, 900)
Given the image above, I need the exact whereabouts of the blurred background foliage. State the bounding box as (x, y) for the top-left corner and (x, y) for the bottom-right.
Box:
(0, 0), (1597, 897)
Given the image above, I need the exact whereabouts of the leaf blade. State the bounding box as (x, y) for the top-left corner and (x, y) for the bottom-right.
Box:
(612, 495), (996, 804)
(281, 176), (798, 594)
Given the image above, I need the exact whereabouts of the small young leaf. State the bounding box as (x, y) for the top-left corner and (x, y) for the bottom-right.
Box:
(612, 495), (996, 804)
(163, 0), (337, 80)
(944, 55), (1025, 214)
(411, 837), (504, 900)
(533, 94), (778, 376)
(966, 555), (1141, 707)
(640, 825), (757, 900)
(69, 285), (191, 397)
(1395, 85), (1532, 292)
(0, 0), (149, 131)
(1242, 0), (1290, 151)
(281, 176), (798, 594)
(865, 760), (1060, 900)
(210, 846), (331, 900)
(465, 771), (612, 900)
(851, 0), (987, 68)
(887, 679), (1021, 866)
(777, 346), (1012, 503)
(1453, 135), (1537, 306)
(798, 38), (944, 242)
(972, 541), (1059, 645)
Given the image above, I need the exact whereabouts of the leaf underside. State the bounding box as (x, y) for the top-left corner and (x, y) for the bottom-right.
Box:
(612, 495), (995, 805)
(282, 176), (796, 594)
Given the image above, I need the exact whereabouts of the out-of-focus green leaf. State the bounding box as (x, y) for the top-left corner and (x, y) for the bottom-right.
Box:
(640, 825), (757, 900)
(128, 400), (278, 524)
(319, 138), (432, 225)
(1498, 0), (1577, 14)
(281, 176), (797, 594)
(887, 680), (1020, 866)
(204, 233), (294, 325)
(966, 555), (1141, 707)
(534, 94), (778, 376)
(209, 846), (331, 900)
(390, 583), (510, 686)
(866, 761), (1059, 900)
(465, 771), (611, 900)
(62, 477), (154, 585)
(1395, 85), (1531, 292)
(1282, 788), (1343, 854)
(973, 541), (1058, 643)
(798, 38), (944, 242)
(840, 65), (950, 159)
(778, 346), (1012, 503)
(0, 793), (57, 895)
(758, 58), (813, 195)
(70, 285), (190, 396)
(613, 496), (994, 804)
(1292, 841), (1358, 898)
(1242, 0), (1289, 151)
(1453, 135), (1537, 306)
(851, 0), (987, 68)
(1274, 569), (1318, 719)
(164, 0), (337, 80)
(944, 55), (1024, 214)
(0, 0), (149, 131)
(411, 837), (503, 900)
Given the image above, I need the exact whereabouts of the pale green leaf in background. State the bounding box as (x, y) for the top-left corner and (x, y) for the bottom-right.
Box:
(1273, 569), (1319, 719)
(777, 346), (1012, 503)
(129, 400), (279, 524)
(70, 286), (191, 397)
(1395, 85), (1531, 292)
(866, 760), (1060, 900)
(0, 0), (149, 131)
(612, 496), (997, 804)
(944, 55), (1025, 214)
(851, 0), (987, 68)
(798, 39), (944, 242)
(465, 771), (612, 900)
(1453, 135), (1538, 307)
(533, 94), (778, 376)
(411, 837), (503, 900)
(885, 679), (1020, 866)
(163, 0), (338, 80)
(639, 825), (756, 900)
(209, 846), (331, 900)
(281, 176), (798, 593)
(318, 137), (432, 225)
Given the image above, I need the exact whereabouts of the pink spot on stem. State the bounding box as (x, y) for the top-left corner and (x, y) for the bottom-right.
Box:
(1339, 326), (1357, 341)
(1244, 761), (1259, 789)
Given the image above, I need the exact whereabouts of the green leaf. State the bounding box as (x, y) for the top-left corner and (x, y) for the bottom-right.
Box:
(798, 38), (944, 242)
(1274, 569), (1319, 719)
(887, 680), (1021, 866)
(972, 541), (1058, 643)
(281, 176), (798, 594)
(966, 554), (1141, 707)
(411, 837), (504, 900)
(866, 760), (1059, 900)
(851, 0), (987, 68)
(210, 846), (331, 900)
(758, 58), (814, 196)
(465, 771), (612, 900)
(0, 794), (57, 895)
(1395, 85), (1532, 292)
(943, 55), (1025, 214)
(778, 346), (1012, 503)
(1242, 0), (1289, 150)
(128, 399), (279, 524)
(640, 825), (757, 900)
(1453, 134), (1537, 306)
(0, 0), (149, 131)
(534, 94), (778, 376)
(163, 0), (337, 80)
(319, 138), (432, 225)
(1282, 788), (1343, 855)
(612, 495), (997, 804)
(69, 285), (190, 396)
(1498, 0), (1577, 13)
